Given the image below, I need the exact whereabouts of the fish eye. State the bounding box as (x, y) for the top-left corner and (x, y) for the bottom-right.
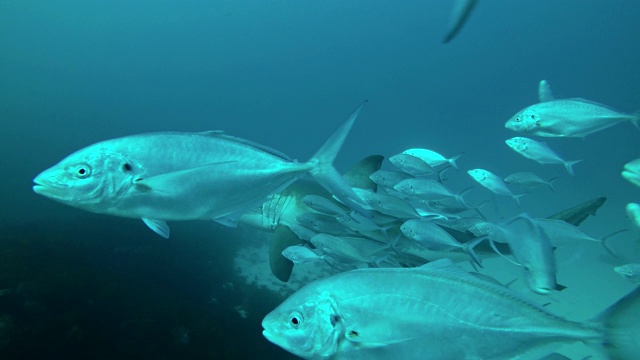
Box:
(530, 115), (535, 119)
(289, 312), (303, 328)
(515, 117), (520, 122)
(122, 163), (133, 172)
(74, 165), (91, 179)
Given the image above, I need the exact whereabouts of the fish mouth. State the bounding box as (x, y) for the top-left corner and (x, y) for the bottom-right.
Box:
(32, 175), (69, 199)
(622, 167), (640, 187)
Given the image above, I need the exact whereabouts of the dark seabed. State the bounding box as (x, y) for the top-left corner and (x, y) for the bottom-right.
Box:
(1, 0), (639, 359)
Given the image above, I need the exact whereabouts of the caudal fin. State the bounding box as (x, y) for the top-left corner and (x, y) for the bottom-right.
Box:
(308, 101), (370, 216)
(564, 159), (582, 176)
(631, 110), (640, 129)
(597, 286), (640, 359)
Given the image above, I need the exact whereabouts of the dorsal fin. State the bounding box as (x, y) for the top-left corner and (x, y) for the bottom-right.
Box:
(538, 80), (554, 102)
(196, 131), (293, 161)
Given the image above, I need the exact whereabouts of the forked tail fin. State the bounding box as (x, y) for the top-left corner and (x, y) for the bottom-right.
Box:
(596, 286), (640, 359)
(308, 101), (370, 216)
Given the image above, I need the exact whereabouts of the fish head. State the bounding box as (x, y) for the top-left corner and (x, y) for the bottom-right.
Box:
(388, 154), (405, 167)
(400, 220), (417, 239)
(262, 291), (343, 358)
(505, 107), (540, 133)
(622, 158), (640, 188)
(522, 259), (557, 295)
(393, 180), (413, 194)
(33, 143), (144, 212)
(614, 265), (636, 280)
(505, 137), (527, 152)
(467, 169), (486, 182)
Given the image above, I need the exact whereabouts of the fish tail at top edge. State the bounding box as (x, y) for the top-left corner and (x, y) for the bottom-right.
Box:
(595, 286), (640, 359)
(308, 101), (370, 217)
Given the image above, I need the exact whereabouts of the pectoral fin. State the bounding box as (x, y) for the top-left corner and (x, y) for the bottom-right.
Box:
(142, 218), (170, 238)
(134, 161), (237, 194)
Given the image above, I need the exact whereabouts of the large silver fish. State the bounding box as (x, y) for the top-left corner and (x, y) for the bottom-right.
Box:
(262, 258), (640, 359)
(33, 102), (368, 238)
(505, 80), (639, 137)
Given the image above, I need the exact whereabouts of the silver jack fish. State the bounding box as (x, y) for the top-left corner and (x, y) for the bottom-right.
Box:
(33, 102), (369, 238)
(505, 136), (581, 176)
(262, 258), (640, 359)
(505, 80), (639, 138)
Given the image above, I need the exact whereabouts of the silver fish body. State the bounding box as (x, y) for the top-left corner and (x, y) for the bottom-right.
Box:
(262, 259), (640, 360)
(400, 148), (460, 169)
(281, 245), (324, 265)
(505, 97), (638, 138)
(467, 168), (524, 205)
(504, 171), (557, 192)
(33, 103), (368, 237)
(505, 137), (581, 175)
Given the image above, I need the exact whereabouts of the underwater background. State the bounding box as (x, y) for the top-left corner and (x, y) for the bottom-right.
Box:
(0, 0), (639, 359)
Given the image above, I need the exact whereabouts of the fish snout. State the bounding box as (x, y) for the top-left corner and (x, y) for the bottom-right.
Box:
(32, 169), (70, 199)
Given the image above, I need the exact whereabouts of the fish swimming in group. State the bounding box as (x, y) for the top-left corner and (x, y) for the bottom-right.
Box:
(33, 102), (369, 239)
(262, 258), (640, 359)
(494, 215), (559, 294)
(505, 136), (581, 175)
(505, 80), (639, 137)
(239, 155), (384, 282)
(467, 168), (525, 205)
(614, 263), (640, 284)
(504, 171), (558, 192)
(281, 245), (327, 265)
(388, 153), (437, 177)
(400, 148), (460, 169)
(622, 157), (640, 188)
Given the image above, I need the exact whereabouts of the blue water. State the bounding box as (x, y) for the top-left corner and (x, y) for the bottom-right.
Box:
(1, 1), (639, 358)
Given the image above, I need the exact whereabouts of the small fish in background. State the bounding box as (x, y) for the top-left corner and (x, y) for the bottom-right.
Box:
(357, 191), (422, 219)
(504, 171), (558, 192)
(614, 263), (640, 284)
(393, 177), (466, 202)
(369, 169), (413, 190)
(531, 218), (620, 256)
(400, 218), (483, 266)
(622, 158), (640, 188)
(626, 203), (640, 231)
(505, 80), (639, 138)
(505, 137), (581, 175)
(389, 153), (437, 177)
(281, 245), (326, 265)
(467, 168), (525, 206)
(495, 215), (559, 295)
(296, 212), (354, 235)
(442, 0), (479, 44)
(310, 234), (379, 266)
(301, 195), (346, 216)
(401, 148), (461, 169)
